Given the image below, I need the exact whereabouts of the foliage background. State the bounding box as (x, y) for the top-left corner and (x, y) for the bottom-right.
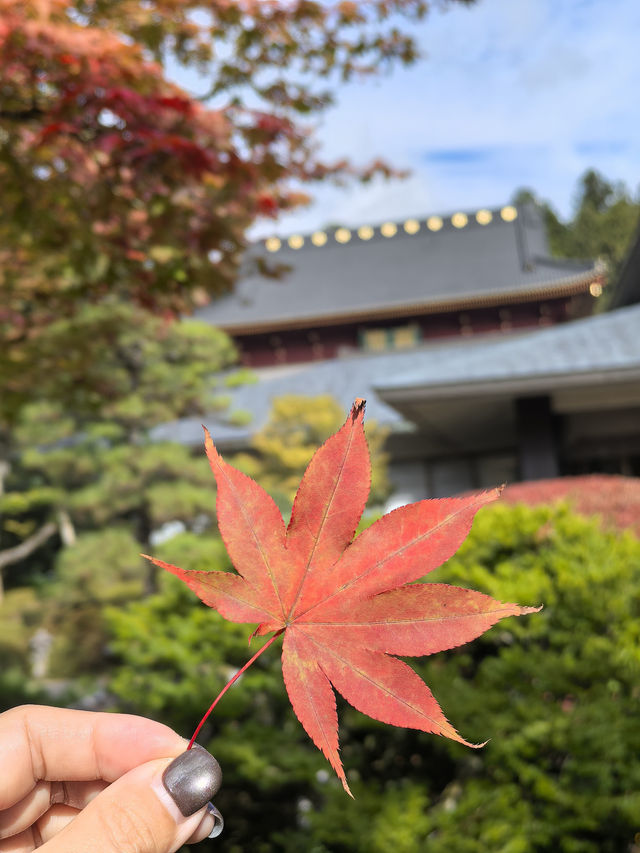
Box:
(109, 500), (640, 852)
(513, 170), (640, 292)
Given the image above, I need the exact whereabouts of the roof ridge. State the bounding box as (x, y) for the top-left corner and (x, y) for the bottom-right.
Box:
(258, 203), (529, 252)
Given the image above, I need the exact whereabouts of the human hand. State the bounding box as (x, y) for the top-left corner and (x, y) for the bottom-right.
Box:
(0, 705), (223, 852)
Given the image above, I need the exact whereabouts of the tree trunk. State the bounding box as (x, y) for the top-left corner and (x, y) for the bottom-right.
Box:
(57, 509), (77, 546)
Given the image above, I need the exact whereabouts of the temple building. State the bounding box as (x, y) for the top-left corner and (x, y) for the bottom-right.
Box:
(175, 202), (640, 501)
(198, 203), (604, 367)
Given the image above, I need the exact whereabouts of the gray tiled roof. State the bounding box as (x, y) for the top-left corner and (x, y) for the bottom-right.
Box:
(154, 305), (640, 449)
(196, 203), (598, 332)
(152, 352), (411, 448)
(375, 303), (640, 396)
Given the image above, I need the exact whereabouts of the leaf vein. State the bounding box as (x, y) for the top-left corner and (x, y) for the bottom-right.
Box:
(219, 462), (286, 618)
(287, 425), (356, 616)
(301, 628), (452, 732)
(298, 494), (490, 619)
(302, 607), (518, 627)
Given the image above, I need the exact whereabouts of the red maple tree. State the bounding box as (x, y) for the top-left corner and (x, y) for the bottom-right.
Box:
(503, 475), (640, 537)
(0, 0), (472, 335)
(0, 0), (475, 438)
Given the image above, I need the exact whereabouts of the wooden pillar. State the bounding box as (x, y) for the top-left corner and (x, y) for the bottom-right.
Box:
(515, 395), (559, 481)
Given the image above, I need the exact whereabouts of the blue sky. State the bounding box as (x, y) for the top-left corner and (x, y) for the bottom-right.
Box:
(177, 0), (640, 236)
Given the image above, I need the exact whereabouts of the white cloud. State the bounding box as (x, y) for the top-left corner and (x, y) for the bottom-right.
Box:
(291, 0), (638, 232)
(172, 0), (640, 236)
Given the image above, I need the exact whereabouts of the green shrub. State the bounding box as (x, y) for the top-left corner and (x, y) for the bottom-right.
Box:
(106, 502), (640, 852)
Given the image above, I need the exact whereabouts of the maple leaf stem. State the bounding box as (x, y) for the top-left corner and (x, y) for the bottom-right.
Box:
(187, 629), (284, 750)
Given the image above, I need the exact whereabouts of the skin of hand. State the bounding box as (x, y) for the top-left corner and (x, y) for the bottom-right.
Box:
(0, 705), (221, 853)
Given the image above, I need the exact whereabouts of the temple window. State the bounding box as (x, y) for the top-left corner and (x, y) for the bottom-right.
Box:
(359, 324), (421, 351)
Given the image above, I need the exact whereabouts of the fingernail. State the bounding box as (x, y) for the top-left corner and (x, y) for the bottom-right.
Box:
(162, 745), (223, 817)
(206, 802), (224, 838)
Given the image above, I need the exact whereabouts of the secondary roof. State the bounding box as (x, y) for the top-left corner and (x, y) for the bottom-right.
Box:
(156, 304), (640, 451)
(375, 302), (640, 403)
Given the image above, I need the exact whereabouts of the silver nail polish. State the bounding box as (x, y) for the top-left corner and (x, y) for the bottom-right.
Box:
(206, 802), (224, 838)
(162, 744), (223, 817)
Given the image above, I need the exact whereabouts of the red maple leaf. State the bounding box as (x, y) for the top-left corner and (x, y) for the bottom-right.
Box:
(145, 400), (540, 794)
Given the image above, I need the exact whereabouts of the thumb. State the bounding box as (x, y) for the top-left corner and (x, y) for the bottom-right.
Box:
(44, 746), (223, 853)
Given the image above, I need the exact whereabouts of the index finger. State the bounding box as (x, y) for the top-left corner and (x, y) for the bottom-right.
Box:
(0, 705), (188, 811)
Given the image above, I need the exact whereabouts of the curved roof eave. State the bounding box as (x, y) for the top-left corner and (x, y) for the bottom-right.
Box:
(219, 270), (603, 335)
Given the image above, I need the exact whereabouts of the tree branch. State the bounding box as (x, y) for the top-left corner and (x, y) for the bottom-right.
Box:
(0, 520), (57, 571)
